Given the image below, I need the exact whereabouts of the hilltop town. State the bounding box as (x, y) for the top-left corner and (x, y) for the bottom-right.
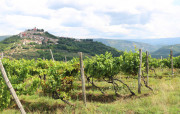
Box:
(18, 27), (59, 45)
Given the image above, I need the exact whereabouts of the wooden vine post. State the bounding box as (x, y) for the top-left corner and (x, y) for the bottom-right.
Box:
(138, 49), (142, 94)
(79, 52), (87, 106)
(65, 56), (67, 62)
(170, 49), (174, 76)
(1, 52), (3, 59)
(160, 56), (163, 71)
(0, 60), (26, 114)
(146, 51), (149, 85)
(50, 49), (54, 62)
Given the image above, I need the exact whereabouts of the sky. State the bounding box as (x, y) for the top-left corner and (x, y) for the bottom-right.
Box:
(0, 0), (180, 39)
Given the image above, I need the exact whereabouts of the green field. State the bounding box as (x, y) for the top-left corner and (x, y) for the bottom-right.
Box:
(1, 68), (180, 114)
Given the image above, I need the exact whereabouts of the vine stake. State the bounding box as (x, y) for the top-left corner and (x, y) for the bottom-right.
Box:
(138, 49), (142, 94)
(170, 49), (174, 76)
(50, 49), (54, 62)
(79, 52), (87, 106)
(146, 51), (149, 85)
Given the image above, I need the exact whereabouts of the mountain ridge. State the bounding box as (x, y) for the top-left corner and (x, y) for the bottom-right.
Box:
(151, 44), (180, 58)
(126, 37), (180, 46)
(94, 38), (160, 52)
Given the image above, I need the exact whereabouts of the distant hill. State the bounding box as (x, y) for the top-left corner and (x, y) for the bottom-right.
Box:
(151, 44), (180, 58)
(94, 39), (159, 52)
(0, 30), (122, 60)
(127, 38), (180, 46)
(174, 53), (180, 57)
(0, 35), (11, 41)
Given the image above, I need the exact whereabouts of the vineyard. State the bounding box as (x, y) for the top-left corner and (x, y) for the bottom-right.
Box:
(0, 50), (180, 113)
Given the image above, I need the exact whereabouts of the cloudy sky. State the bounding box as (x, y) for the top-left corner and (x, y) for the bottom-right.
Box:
(0, 0), (180, 39)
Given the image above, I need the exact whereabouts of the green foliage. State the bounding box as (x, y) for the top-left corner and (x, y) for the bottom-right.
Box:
(161, 56), (180, 68)
(173, 56), (180, 68)
(85, 52), (123, 79)
(148, 56), (161, 68)
(0, 75), (10, 111)
(22, 45), (30, 49)
(121, 51), (142, 75)
(0, 58), (79, 111)
(85, 50), (143, 78)
(29, 42), (37, 45)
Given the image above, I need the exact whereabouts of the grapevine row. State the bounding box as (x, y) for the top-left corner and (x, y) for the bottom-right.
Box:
(1, 51), (180, 110)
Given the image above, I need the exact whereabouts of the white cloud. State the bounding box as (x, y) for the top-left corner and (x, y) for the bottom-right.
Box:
(0, 0), (180, 39)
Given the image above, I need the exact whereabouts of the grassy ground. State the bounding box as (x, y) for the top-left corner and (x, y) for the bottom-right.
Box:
(1, 68), (180, 114)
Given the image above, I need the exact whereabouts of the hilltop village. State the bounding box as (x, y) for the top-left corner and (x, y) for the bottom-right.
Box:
(18, 27), (93, 45)
(18, 27), (59, 45)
